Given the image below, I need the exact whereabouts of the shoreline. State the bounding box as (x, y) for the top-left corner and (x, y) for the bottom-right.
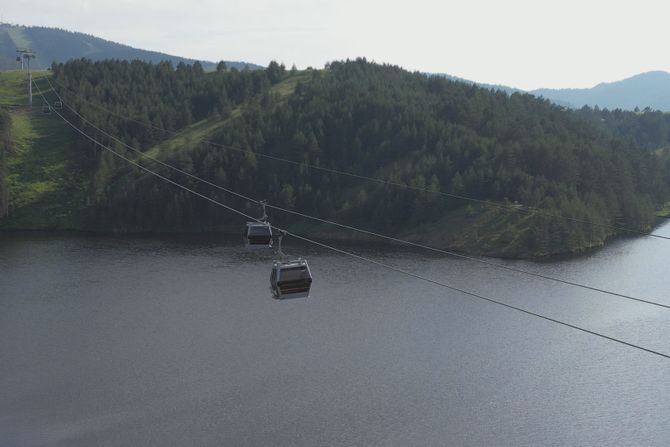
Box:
(3, 217), (667, 262)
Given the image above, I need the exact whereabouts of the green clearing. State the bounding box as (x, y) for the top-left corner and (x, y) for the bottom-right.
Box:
(0, 70), (51, 105)
(0, 70), (29, 105)
(142, 113), (239, 159)
(272, 71), (309, 97)
(0, 71), (88, 229)
(6, 26), (31, 51)
(145, 72), (307, 159)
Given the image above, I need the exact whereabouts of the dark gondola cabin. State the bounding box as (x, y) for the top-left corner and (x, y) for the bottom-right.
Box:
(244, 222), (273, 248)
(270, 258), (313, 299)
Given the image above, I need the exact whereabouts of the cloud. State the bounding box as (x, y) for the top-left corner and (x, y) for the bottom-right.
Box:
(2, 0), (670, 89)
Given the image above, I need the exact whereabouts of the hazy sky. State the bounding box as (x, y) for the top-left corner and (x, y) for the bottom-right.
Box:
(2, 0), (669, 90)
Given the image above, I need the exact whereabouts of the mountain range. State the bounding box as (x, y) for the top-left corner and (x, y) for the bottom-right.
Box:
(530, 71), (670, 111)
(438, 72), (670, 112)
(0, 23), (261, 71)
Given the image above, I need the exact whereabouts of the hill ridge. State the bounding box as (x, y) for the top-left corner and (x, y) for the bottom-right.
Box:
(0, 23), (262, 71)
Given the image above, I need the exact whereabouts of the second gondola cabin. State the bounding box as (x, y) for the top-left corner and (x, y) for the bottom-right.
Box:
(244, 221), (273, 248)
(270, 258), (313, 299)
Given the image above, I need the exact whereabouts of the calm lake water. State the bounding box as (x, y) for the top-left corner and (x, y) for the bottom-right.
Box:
(1, 225), (670, 446)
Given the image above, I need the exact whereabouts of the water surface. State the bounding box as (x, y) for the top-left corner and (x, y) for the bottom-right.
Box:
(1, 227), (670, 446)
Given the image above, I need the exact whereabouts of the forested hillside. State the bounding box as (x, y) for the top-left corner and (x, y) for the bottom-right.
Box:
(2, 58), (669, 258)
(574, 106), (670, 152)
(0, 110), (11, 218)
(51, 58), (279, 147)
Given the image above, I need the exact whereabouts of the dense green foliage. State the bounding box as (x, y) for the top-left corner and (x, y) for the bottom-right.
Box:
(0, 110), (10, 218)
(4, 59), (670, 257)
(575, 106), (670, 152)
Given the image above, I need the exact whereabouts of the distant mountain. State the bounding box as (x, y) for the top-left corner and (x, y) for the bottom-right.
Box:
(531, 71), (670, 111)
(0, 23), (262, 71)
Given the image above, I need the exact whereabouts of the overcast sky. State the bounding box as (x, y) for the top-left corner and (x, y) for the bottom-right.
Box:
(2, 0), (669, 90)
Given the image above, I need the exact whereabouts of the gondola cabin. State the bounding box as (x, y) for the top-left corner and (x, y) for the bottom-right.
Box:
(244, 222), (273, 248)
(270, 258), (313, 299)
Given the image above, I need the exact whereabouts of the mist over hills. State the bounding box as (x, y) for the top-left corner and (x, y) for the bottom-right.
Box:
(0, 23), (261, 71)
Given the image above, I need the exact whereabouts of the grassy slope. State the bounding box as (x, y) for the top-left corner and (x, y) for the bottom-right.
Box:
(142, 113), (240, 159)
(0, 71), (88, 229)
(145, 72), (308, 159)
(0, 70), (31, 104)
(6, 26), (30, 49)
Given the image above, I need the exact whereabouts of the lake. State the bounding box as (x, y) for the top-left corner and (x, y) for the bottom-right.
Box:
(1, 225), (670, 446)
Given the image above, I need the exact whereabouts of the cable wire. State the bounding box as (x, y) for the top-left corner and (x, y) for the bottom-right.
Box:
(32, 80), (670, 361)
